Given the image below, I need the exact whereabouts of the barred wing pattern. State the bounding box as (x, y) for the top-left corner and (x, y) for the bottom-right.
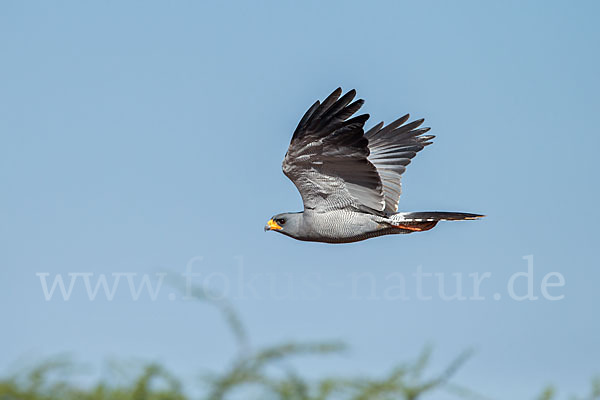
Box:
(365, 116), (434, 213)
(283, 88), (434, 214)
(282, 88), (386, 213)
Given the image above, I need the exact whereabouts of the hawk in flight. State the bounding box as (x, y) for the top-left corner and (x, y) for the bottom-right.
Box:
(265, 88), (483, 243)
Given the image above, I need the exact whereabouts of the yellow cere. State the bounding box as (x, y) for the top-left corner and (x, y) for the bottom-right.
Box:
(267, 219), (283, 230)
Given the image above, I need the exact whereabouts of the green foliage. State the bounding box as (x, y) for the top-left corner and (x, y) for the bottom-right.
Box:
(1, 284), (596, 400)
(0, 360), (184, 400)
(536, 376), (600, 400)
(0, 347), (473, 400)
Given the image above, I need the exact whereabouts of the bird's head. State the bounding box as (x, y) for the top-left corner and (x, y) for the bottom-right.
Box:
(264, 213), (302, 237)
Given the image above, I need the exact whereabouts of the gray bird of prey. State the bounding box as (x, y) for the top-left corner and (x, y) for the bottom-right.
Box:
(265, 88), (483, 243)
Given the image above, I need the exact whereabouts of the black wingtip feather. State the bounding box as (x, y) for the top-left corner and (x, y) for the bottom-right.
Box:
(325, 87), (343, 104)
(292, 99), (321, 140)
(348, 113), (370, 125)
(320, 90), (359, 123)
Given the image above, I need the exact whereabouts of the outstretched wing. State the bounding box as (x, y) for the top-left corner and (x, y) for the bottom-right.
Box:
(365, 116), (434, 213)
(282, 88), (385, 213)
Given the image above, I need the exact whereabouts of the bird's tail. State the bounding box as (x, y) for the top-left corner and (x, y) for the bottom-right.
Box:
(388, 211), (485, 232)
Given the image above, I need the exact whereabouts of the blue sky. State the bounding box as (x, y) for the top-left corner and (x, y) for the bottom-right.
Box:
(1, 1), (599, 398)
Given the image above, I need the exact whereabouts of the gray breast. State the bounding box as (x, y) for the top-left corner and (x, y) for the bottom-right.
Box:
(299, 210), (406, 243)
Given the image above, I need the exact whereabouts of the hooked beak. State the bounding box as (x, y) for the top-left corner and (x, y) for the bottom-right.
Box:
(264, 219), (283, 232)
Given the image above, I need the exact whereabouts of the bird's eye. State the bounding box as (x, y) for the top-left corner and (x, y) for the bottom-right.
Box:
(276, 218), (286, 225)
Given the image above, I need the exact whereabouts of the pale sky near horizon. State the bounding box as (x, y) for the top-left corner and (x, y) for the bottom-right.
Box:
(1, 1), (599, 398)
